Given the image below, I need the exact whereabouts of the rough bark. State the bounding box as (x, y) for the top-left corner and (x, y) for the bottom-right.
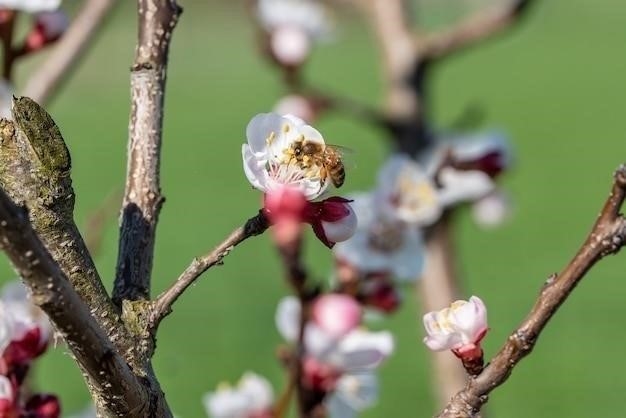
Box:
(113, 0), (182, 306)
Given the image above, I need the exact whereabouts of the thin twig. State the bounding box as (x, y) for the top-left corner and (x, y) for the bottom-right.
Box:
(0, 188), (149, 417)
(113, 0), (182, 306)
(21, 0), (119, 105)
(419, 0), (536, 60)
(149, 211), (269, 330)
(436, 165), (626, 418)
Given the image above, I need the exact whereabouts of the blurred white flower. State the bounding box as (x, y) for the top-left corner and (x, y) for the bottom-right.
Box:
(0, 0), (60, 12)
(203, 372), (273, 418)
(377, 154), (493, 225)
(276, 296), (394, 373)
(325, 372), (378, 418)
(274, 95), (317, 124)
(423, 296), (488, 355)
(257, 0), (332, 39)
(242, 112), (330, 200)
(34, 10), (68, 38)
(311, 294), (361, 338)
(333, 192), (425, 281)
(471, 190), (511, 228)
(448, 130), (511, 178)
(270, 25), (310, 66)
(1, 280), (52, 346)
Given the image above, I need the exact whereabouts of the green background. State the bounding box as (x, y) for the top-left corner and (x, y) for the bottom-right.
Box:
(3, 0), (626, 416)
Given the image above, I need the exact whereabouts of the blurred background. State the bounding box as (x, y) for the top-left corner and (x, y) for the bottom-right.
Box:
(2, 0), (626, 416)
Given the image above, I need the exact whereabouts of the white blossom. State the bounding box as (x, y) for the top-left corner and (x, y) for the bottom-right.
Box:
(203, 372), (273, 418)
(242, 112), (330, 200)
(0, 0), (60, 12)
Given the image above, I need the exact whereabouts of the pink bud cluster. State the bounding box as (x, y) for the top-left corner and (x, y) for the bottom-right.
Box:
(0, 283), (59, 418)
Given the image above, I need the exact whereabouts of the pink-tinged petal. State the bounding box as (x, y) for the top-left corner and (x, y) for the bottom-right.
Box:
(246, 113), (286, 153)
(422, 311), (441, 336)
(320, 215), (357, 244)
(305, 197), (356, 247)
(312, 295), (361, 338)
(275, 296), (300, 342)
(423, 333), (459, 351)
(437, 168), (494, 208)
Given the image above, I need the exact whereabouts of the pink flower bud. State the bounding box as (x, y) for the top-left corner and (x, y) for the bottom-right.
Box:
(270, 25), (310, 67)
(302, 356), (341, 392)
(422, 296), (488, 357)
(305, 197), (357, 248)
(312, 294), (361, 337)
(24, 394), (60, 418)
(264, 186), (307, 247)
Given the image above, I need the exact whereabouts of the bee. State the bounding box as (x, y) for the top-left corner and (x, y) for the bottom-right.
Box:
(291, 140), (347, 188)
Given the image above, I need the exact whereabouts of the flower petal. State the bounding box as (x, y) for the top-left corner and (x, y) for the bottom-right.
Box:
(246, 113), (285, 154)
(437, 168), (494, 208)
(275, 296), (301, 342)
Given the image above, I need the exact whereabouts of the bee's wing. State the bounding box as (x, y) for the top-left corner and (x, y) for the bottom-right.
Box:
(325, 144), (357, 170)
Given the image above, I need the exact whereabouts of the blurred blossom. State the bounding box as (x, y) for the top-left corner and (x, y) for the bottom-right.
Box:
(311, 294), (361, 338)
(0, 0), (60, 13)
(243, 113), (355, 248)
(423, 296), (488, 360)
(24, 10), (69, 52)
(0, 280), (52, 368)
(334, 153), (495, 284)
(270, 25), (310, 66)
(274, 95), (317, 124)
(447, 130), (511, 178)
(276, 296), (393, 392)
(377, 154), (493, 224)
(203, 372), (273, 418)
(325, 372), (378, 418)
(333, 192), (425, 282)
(256, 0), (332, 39)
(471, 190), (512, 228)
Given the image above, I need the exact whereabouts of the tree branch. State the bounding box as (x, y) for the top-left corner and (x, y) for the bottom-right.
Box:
(420, 0), (536, 61)
(149, 211), (269, 330)
(436, 165), (626, 418)
(113, 0), (182, 306)
(0, 188), (156, 418)
(21, 0), (119, 105)
(0, 97), (136, 364)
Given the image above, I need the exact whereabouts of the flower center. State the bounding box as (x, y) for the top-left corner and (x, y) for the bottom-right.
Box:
(367, 220), (406, 253)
